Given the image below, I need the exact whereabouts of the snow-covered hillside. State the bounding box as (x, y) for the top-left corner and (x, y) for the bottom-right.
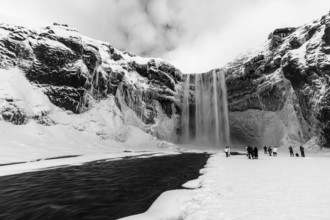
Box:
(0, 67), (180, 164)
(0, 23), (183, 164)
(2, 11), (330, 167)
(219, 12), (330, 148)
(178, 12), (330, 149)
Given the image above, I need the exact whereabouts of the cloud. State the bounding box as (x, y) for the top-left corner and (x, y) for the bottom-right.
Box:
(163, 0), (330, 73)
(1, 0), (330, 73)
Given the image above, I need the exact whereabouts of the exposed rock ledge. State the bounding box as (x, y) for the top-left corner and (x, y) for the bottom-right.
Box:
(1, 12), (330, 148)
(223, 12), (330, 147)
(0, 23), (183, 142)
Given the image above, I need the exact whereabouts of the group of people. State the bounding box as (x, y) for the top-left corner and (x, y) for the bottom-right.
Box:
(246, 146), (259, 159)
(263, 146), (278, 157)
(224, 145), (306, 158)
(288, 145), (305, 157)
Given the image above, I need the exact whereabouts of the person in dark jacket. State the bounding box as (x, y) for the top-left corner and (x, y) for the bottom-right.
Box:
(268, 146), (272, 156)
(289, 146), (294, 157)
(263, 146), (267, 154)
(253, 147), (259, 159)
(247, 146), (253, 159)
(225, 146), (230, 157)
(300, 145), (305, 157)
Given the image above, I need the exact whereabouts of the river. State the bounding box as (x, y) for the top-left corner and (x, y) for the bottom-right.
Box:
(0, 153), (209, 220)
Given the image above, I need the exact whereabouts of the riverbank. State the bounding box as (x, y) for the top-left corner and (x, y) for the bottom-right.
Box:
(0, 153), (209, 220)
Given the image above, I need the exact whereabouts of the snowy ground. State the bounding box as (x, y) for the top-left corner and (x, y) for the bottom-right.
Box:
(0, 118), (184, 176)
(0, 68), (186, 176)
(1, 66), (330, 219)
(123, 150), (330, 220)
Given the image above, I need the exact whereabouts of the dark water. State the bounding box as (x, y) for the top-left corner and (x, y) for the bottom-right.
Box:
(0, 153), (209, 220)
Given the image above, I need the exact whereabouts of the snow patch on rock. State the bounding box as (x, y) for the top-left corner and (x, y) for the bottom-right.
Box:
(0, 68), (180, 165)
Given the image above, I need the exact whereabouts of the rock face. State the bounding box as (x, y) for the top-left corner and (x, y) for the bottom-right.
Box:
(2, 12), (330, 148)
(0, 23), (183, 142)
(179, 13), (330, 148)
(222, 12), (330, 147)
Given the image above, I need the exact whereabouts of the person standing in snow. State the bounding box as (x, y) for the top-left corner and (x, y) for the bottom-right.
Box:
(273, 146), (278, 157)
(300, 145), (305, 157)
(263, 146), (267, 154)
(225, 146), (230, 157)
(268, 146), (272, 156)
(289, 146), (294, 157)
(253, 147), (259, 159)
(247, 146), (253, 159)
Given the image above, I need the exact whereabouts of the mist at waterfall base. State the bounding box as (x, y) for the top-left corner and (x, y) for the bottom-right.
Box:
(181, 70), (230, 148)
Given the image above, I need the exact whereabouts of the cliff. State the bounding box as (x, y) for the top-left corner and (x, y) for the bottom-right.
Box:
(2, 12), (330, 151)
(0, 23), (183, 147)
(223, 12), (330, 148)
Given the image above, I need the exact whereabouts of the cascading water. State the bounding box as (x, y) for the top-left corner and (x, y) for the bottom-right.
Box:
(182, 74), (191, 142)
(181, 69), (230, 147)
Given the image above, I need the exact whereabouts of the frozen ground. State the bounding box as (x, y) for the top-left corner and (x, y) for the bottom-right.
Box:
(0, 118), (184, 176)
(123, 150), (330, 220)
(0, 68), (186, 176)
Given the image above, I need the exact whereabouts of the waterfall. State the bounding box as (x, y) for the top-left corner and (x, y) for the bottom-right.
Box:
(213, 70), (220, 146)
(182, 74), (191, 142)
(219, 71), (230, 145)
(182, 70), (230, 147)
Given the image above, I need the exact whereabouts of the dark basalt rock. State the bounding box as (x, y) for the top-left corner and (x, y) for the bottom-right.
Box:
(0, 23), (182, 138)
(258, 80), (287, 111)
(0, 103), (28, 125)
(33, 41), (77, 67)
(289, 37), (302, 49)
(158, 62), (182, 82)
(3, 13), (330, 147)
(154, 94), (175, 118)
(148, 68), (175, 91)
(26, 62), (89, 89)
(218, 13), (330, 147)
(51, 35), (84, 56)
(318, 89), (330, 144)
(268, 27), (296, 41)
(323, 23), (330, 45)
(132, 61), (148, 78)
(108, 45), (123, 61)
(46, 12), (330, 147)
(42, 86), (86, 113)
(268, 27), (297, 49)
(82, 44), (101, 72)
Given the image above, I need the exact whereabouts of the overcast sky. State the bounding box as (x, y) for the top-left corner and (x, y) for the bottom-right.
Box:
(1, 0), (330, 73)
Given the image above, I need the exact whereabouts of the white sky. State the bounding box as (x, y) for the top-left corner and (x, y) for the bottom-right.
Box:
(0, 0), (330, 73)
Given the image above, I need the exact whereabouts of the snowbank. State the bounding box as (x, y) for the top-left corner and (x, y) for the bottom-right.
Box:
(0, 68), (182, 175)
(122, 152), (330, 220)
(121, 190), (195, 220)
